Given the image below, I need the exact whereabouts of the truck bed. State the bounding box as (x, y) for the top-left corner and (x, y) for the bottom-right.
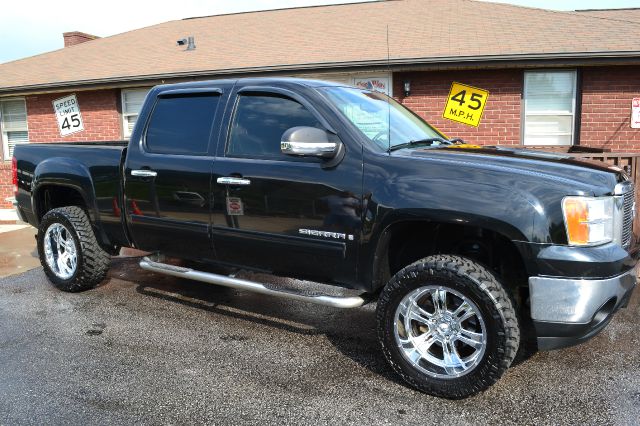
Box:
(14, 141), (129, 249)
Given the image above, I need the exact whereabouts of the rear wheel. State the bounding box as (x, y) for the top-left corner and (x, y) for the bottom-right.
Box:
(376, 255), (520, 399)
(37, 206), (111, 292)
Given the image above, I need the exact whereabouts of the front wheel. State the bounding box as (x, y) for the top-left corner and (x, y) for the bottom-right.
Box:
(37, 206), (111, 292)
(376, 255), (520, 399)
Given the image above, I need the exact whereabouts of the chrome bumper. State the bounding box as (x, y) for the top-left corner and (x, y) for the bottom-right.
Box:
(529, 267), (637, 324)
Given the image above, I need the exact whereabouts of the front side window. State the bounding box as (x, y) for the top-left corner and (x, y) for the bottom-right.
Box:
(0, 98), (29, 161)
(523, 70), (577, 146)
(122, 88), (151, 138)
(145, 94), (219, 155)
(321, 87), (443, 151)
(227, 94), (321, 158)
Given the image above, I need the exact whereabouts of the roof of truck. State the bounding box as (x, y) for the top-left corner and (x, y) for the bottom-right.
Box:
(168, 77), (352, 90)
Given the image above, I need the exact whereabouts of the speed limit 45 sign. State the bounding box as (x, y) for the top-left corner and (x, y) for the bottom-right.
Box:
(442, 82), (489, 127)
(53, 94), (84, 136)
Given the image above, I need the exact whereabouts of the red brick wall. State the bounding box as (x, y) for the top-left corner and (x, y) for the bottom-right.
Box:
(579, 66), (640, 152)
(0, 163), (12, 208)
(395, 66), (640, 150)
(394, 69), (522, 145)
(26, 89), (122, 143)
(0, 89), (122, 208)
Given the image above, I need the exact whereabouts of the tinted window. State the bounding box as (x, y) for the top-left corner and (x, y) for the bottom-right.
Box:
(227, 94), (321, 158)
(146, 94), (219, 155)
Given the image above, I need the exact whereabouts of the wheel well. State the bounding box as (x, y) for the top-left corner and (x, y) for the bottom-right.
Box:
(35, 185), (119, 256)
(35, 185), (87, 222)
(375, 221), (529, 306)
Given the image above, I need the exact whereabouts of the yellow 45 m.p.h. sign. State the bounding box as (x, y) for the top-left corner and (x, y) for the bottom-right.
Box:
(442, 82), (489, 127)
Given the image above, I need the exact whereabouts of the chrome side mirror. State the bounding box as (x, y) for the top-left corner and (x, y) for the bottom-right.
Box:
(281, 126), (341, 158)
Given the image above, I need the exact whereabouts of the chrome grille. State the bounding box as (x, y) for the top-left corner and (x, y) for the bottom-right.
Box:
(622, 186), (634, 248)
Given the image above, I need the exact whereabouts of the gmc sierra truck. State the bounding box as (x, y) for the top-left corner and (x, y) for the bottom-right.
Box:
(13, 78), (638, 398)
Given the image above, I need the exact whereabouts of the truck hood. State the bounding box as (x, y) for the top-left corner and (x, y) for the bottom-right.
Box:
(399, 145), (624, 194)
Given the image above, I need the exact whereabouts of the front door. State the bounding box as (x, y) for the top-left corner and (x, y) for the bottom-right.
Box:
(124, 88), (225, 260)
(211, 89), (363, 284)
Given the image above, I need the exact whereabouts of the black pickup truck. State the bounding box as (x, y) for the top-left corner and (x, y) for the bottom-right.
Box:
(13, 78), (638, 398)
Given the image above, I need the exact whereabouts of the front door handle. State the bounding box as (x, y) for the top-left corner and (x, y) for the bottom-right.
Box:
(131, 169), (158, 178)
(217, 177), (251, 186)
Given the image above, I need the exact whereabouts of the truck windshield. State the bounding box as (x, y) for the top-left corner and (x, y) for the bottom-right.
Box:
(321, 86), (445, 151)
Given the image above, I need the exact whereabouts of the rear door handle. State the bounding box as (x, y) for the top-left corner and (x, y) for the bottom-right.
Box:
(217, 177), (251, 186)
(131, 170), (158, 178)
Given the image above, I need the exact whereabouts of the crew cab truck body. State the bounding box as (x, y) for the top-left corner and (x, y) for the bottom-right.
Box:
(13, 78), (638, 398)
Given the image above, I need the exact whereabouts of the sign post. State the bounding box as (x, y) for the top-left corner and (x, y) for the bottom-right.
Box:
(52, 94), (84, 136)
(442, 82), (489, 127)
(632, 98), (640, 129)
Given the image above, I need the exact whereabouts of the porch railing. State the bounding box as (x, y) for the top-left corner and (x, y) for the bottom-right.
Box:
(500, 146), (640, 236)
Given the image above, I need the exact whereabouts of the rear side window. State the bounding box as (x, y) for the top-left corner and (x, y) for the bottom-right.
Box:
(227, 94), (321, 158)
(145, 94), (219, 155)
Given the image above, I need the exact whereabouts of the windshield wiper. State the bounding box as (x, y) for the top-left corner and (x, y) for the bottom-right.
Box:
(387, 137), (464, 152)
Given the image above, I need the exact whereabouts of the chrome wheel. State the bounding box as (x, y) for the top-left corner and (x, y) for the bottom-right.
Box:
(394, 285), (487, 378)
(43, 223), (78, 280)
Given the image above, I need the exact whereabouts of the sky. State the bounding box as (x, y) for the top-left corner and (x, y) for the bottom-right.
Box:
(1, 0), (639, 63)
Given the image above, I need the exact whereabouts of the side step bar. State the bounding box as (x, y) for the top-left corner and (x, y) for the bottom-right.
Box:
(139, 256), (368, 309)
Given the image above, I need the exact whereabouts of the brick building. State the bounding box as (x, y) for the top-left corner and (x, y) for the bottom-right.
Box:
(1, 0), (640, 210)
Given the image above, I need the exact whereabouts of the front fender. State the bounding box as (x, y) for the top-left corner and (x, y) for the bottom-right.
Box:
(368, 174), (538, 242)
(361, 162), (550, 289)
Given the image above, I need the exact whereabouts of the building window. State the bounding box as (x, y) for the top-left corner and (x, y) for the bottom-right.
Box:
(0, 98), (29, 161)
(523, 70), (577, 146)
(122, 88), (150, 138)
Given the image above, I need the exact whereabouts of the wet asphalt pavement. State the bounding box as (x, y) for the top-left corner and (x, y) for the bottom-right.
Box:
(0, 257), (638, 425)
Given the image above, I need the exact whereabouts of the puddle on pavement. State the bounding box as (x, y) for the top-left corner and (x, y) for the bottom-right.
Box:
(0, 227), (40, 278)
(86, 323), (107, 336)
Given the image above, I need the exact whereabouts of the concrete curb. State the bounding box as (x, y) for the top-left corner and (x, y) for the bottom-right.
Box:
(0, 209), (18, 225)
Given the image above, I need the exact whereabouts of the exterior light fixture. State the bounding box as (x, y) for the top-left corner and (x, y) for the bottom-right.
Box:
(403, 80), (411, 97)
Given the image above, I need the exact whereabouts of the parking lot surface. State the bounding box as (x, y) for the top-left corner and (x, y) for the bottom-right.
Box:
(0, 257), (638, 425)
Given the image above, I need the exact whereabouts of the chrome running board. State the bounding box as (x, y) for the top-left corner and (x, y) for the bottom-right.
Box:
(139, 256), (368, 309)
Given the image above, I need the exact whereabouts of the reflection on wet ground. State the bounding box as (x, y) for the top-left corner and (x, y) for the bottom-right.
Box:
(0, 226), (39, 278)
(0, 255), (638, 423)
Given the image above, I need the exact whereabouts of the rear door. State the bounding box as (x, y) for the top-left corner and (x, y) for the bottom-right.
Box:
(210, 85), (363, 284)
(124, 87), (227, 260)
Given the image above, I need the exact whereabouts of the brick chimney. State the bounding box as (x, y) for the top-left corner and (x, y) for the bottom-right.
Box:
(63, 31), (99, 47)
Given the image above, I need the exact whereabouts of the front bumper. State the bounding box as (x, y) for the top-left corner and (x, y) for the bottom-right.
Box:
(529, 267), (637, 350)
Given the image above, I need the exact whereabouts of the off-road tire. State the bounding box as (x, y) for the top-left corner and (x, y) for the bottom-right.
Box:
(376, 255), (520, 399)
(37, 206), (111, 292)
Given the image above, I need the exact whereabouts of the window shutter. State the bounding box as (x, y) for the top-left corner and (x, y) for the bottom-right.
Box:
(123, 90), (148, 114)
(7, 131), (29, 157)
(122, 89), (150, 138)
(523, 71), (576, 146)
(126, 115), (137, 134)
(524, 72), (575, 113)
(1, 98), (29, 160)
(1, 99), (28, 130)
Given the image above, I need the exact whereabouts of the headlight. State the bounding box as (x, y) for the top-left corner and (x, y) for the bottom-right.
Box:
(562, 196), (614, 246)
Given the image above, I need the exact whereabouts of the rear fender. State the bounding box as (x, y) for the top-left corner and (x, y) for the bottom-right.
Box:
(32, 157), (108, 245)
